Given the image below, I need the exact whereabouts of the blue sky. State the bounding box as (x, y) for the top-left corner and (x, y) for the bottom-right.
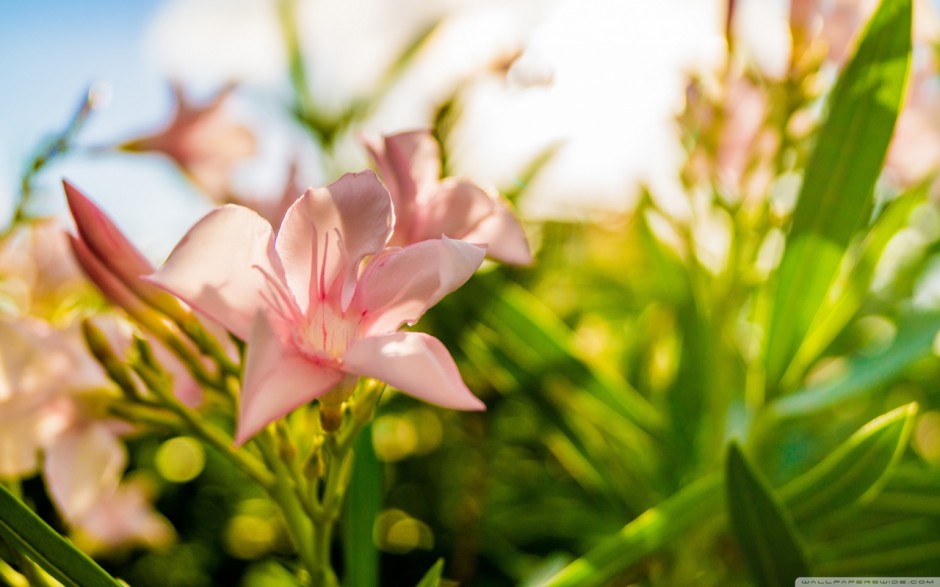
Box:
(0, 0), (210, 256)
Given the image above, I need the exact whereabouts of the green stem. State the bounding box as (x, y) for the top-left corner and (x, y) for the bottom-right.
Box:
(254, 430), (319, 584)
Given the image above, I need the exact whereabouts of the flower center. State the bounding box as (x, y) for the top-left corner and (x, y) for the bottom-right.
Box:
(295, 301), (360, 363)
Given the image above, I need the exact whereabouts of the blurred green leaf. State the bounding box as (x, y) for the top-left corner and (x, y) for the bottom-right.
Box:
(0, 483), (124, 587)
(726, 443), (810, 587)
(537, 474), (722, 587)
(769, 313), (940, 418)
(764, 0), (912, 389)
(414, 559), (444, 587)
(481, 280), (667, 442)
(343, 423), (381, 587)
(780, 403), (918, 521)
(786, 187), (927, 386)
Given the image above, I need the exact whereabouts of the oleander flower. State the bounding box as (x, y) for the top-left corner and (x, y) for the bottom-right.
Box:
(363, 130), (532, 265)
(149, 170), (486, 444)
(0, 316), (169, 551)
(120, 83), (255, 201)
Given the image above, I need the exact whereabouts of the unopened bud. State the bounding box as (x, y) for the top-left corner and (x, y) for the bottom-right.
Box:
(81, 318), (138, 398)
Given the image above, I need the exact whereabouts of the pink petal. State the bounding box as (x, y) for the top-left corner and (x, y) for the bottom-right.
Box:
(236, 313), (344, 445)
(354, 237), (485, 336)
(384, 131), (441, 205)
(64, 181), (186, 316)
(148, 205), (283, 340)
(275, 171), (392, 312)
(416, 180), (531, 265)
(44, 424), (126, 523)
(77, 479), (174, 551)
(68, 235), (155, 322)
(463, 207), (533, 266)
(343, 332), (484, 411)
(412, 180), (497, 241)
(64, 181), (153, 279)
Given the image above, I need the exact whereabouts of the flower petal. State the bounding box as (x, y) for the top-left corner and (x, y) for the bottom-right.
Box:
(64, 181), (188, 316)
(76, 479), (175, 552)
(236, 313), (344, 445)
(275, 170), (392, 312)
(44, 424), (126, 523)
(384, 131), (441, 204)
(416, 180), (531, 265)
(463, 207), (533, 266)
(343, 332), (484, 411)
(64, 181), (154, 279)
(354, 237), (485, 335)
(148, 205), (283, 340)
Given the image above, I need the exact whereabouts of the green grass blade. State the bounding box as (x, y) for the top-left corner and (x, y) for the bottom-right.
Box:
(780, 403), (918, 521)
(343, 424), (381, 587)
(0, 483), (124, 587)
(769, 313), (940, 418)
(764, 0), (912, 388)
(414, 559), (444, 587)
(537, 474), (722, 587)
(726, 443), (810, 587)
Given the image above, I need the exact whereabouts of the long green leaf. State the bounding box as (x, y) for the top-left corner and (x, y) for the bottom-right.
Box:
(726, 443), (809, 587)
(414, 559), (444, 587)
(780, 403), (918, 521)
(343, 424), (381, 587)
(765, 0), (912, 388)
(0, 483), (123, 587)
(537, 474), (722, 587)
(785, 187), (927, 387)
(769, 313), (940, 418)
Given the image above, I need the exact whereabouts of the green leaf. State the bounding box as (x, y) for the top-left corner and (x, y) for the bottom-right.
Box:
(0, 483), (124, 587)
(769, 313), (940, 418)
(780, 403), (918, 521)
(343, 423), (381, 587)
(765, 0), (912, 388)
(785, 187), (928, 386)
(538, 474), (722, 587)
(726, 443), (810, 587)
(414, 559), (444, 587)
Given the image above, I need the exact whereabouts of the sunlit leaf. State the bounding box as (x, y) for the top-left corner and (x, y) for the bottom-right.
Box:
(537, 474), (722, 587)
(785, 186), (927, 386)
(414, 559), (444, 587)
(769, 314), (940, 418)
(764, 0), (912, 389)
(780, 403), (918, 521)
(0, 483), (124, 587)
(726, 443), (810, 586)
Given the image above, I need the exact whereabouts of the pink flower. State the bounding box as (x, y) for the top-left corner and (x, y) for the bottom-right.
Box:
(120, 83), (255, 201)
(64, 181), (189, 322)
(0, 316), (169, 552)
(72, 478), (174, 554)
(149, 170), (486, 444)
(363, 130), (532, 265)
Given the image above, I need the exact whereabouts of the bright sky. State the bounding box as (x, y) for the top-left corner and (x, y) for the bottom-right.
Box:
(0, 0), (211, 259)
(0, 0), (725, 259)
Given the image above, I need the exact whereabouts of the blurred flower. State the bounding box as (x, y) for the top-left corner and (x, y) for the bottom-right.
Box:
(227, 159), (304, 231)
(73, 477), (175, 554)
(885, 51), (940, 193)
(119, 83), (256, 202)
(364, 130), (531, 264)
(790, 0), (939, 65)
(0, 315), (168, 552)
(149, 170), (486, 444)
(0, 218), (90, 320)
(0, 317), (96, 478)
